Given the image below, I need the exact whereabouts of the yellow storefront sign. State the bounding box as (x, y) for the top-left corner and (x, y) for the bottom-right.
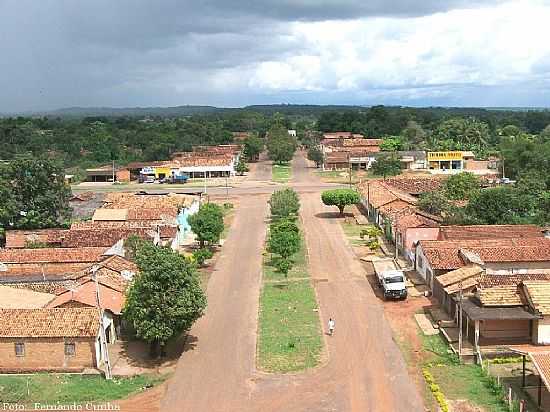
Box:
(154, 167), (171, 178)
(427, 151), (463, 161)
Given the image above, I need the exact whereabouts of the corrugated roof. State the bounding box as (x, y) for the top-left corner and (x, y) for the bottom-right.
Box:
(0, 307), (100, 338)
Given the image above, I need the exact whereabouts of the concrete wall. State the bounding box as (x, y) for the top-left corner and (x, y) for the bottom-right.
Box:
(0, 337), (96, 372)
(533, 318), (550, 345)
(402, 227), (440, 261)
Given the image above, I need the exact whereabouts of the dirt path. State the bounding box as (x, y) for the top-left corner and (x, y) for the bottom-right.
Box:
(120, 152), (424, 412)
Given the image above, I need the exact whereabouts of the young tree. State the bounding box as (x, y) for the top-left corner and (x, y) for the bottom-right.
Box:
(192, 247), (214, 266)
(235, 158), (249, 176)
(307, 146), (324, 167)
(370, 154), (402, 179)
(0, 157), (71, 231)
(321, 189), (360, 216)
(443, 172), (480, 200)
(188, 203), (225, 247)
(124, 241), (207, 357)
(267, 225), (300, 275)
(269, 188), (300, 219)
(243, 135), (264, 162)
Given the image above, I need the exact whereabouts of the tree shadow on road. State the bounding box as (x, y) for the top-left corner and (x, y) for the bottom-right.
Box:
(314, 212), (354, 219)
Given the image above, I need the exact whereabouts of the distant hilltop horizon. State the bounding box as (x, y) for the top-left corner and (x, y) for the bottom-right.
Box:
(1, 104), (549, 118)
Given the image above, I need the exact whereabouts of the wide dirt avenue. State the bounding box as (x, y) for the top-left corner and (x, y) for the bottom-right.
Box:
(121, 152), (425, 412)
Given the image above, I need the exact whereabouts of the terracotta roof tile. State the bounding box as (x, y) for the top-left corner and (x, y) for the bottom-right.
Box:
(0, 307), (100, 338)
(0, 247), (107, 264)
(522, 282), (550, 315)
(48, 280), (125, 315)
(478, 286), (525, 306)
(4, 229), (67, 249)
(420, 238), (550, 270)
(62, 226), (175, 248)
(382, 176), (445, 195)
(438, 225), (544, 240)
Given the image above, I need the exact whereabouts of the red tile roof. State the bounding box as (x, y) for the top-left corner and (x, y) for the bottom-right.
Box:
(420, 238), (550, 270)
(62, 226), (174, 248)
(4, 229), (67, 249)
(48, 280), (125, 315)
(438, 225), (544, 240)
(383, 176), (445, 195)
(0, 247), (107, 264)
(0, 307), (100, 338)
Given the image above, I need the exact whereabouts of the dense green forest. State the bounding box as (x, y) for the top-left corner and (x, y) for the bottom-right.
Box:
(1, 105), (549, 181)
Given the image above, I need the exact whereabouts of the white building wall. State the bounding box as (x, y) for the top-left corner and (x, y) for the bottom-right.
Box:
(533, 318), (550, 345)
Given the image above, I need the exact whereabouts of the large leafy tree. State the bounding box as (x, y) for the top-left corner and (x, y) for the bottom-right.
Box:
(266, 124), (297, 164)
(267, 223), (301, 275)
(188, 203), (225, 247)
(443, 172), (480, 200)
(0, 157), (71, 231)
(321, 189), (360, 216)
(465, 186), (529, 225)
(269, 188), (300, 219)
(124, 241), (207, 357)
(243, 135), (264, 162)
(435, 117), (490, 151)
(371, 154), (402, 179)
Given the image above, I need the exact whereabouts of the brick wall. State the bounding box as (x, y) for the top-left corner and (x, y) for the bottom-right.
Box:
(116, 169), (131, 182)
(0, 337), (96, 372)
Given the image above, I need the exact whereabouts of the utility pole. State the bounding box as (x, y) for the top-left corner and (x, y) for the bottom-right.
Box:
(458, 280), (463, 363)
(501, 152), (505, 180)
(349, 159), (353, 189)
(225, 175), (229, 200)
(112, 159), (115, 184)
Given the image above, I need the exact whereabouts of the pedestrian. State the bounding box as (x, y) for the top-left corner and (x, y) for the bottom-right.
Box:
(328, 318), (335, 336)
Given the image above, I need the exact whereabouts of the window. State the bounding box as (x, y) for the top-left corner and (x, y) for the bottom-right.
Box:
(15, 342), (25, 357)
(64, 342), (76, 356)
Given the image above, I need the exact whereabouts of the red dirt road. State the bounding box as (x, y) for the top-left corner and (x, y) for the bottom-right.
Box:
(126, 153), (424, 412)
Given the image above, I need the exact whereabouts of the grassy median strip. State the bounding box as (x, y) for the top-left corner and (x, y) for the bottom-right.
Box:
(258, 232), (323, 373)
(272, 164), (291, 183)
(0, 373), (166, 403)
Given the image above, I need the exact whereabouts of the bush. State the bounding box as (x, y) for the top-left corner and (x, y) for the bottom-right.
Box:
(193, 248), (214, 266)
(269, 188), (300, 219)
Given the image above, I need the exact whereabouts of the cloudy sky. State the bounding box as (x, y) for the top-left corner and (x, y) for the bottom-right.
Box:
(1, 0), (550, 112)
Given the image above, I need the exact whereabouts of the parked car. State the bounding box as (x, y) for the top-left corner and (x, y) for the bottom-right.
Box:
(373, 258), (407, 300)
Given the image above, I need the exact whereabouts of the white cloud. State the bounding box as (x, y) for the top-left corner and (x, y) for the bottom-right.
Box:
(246, 0), (550, 101)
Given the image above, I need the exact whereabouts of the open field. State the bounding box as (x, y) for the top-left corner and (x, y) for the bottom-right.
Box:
(257, 230), (322, 373)
(0, 374), (166, 404)
(272, 164), (292, 183)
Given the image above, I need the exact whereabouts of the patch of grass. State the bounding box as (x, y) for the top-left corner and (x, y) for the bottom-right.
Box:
(258, 228), (323, 373)
(316, 170), (367, 184)
(421, 334), (510, 412)
(258, 279), (322, 373)
(263, 236), (307, 282)
(0, 373), (166, 403)
(339, 221), (376, 246)
(272, 164), (291, 183)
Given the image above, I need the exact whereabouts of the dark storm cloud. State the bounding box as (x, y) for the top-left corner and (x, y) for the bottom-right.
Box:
(0, 0), (529, 112)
